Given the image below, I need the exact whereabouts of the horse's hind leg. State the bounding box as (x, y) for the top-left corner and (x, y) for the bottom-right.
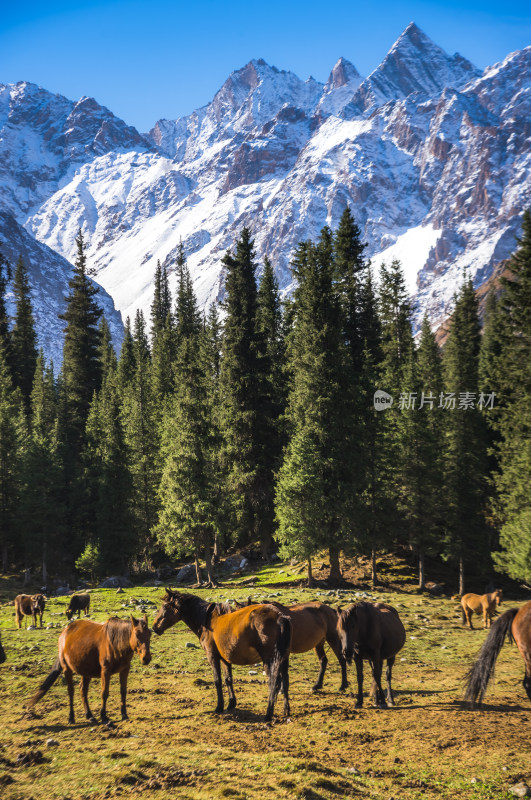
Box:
(222, 662), (236, 710)
(328, 634), (348, 691)
(100, 668), (112, 725)
(207, 652), (224, 714)
(65, 668), (75, 724)
(369, 654), (387, 708)
(80, 676), (96, 722)
(354, 654), (364, 708)
(466, 608), (474, 630)
(265, 660), (282, 722)
(280, 658), (291, 718)
(385, 656), (396, 706)
(119, 667), (130, 720)
(312, 642), (328, 691)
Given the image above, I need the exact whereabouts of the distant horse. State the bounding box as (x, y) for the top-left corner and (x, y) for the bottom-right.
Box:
(153, 589), (292, 721)
(337, 602), (406, 708)
(236, 599), (347, 691)
(27, 616), (152, 725)
(65, 593), (91, 620)
(15, 593), (46, 629)
(0, 631), (6, 664)
(461, 590), (503, 629)
(464, 599), (531, 707)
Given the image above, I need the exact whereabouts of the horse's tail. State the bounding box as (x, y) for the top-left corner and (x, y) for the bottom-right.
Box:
(271, 614), (292, 673)
(27, 658), (62, 708)
(464, 607), (518, 707)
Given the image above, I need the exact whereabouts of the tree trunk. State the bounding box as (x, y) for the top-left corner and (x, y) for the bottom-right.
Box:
(418, 551), (425, 590)
(328, 545), (342, 584)
(260, 532), (272, 562)
(2, 544), (7, 574)
(194, 551), (202, 585)
(213, 532), (221, 563)
(307, 556), (314, 588)
(459, 555), (465, 596)
(371, 548), (378, 586)
(24, 568), (31, 585)
(42, 541), (48, 587)
(204, 537), (215, 586)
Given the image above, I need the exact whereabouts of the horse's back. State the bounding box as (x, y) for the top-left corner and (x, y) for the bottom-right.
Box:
(376, 604), (406, 656)
(14, 594), (32, 614)
(461, 593), (482, 612)
(212, 604), (283, 665)
(60, 619), (107, 677)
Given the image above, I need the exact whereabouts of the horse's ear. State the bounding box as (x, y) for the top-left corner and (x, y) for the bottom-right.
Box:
(143, 613), (148, 624)
(337, 605), (343, 614)
(204, 602), (216, 629)
(130, 614), (138, 626)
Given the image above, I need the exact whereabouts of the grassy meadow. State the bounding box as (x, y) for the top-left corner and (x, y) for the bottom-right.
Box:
(0, 565), (530, 800)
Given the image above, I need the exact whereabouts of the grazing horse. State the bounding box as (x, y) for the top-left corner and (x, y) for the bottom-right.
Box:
(27, 616), (152, 725)
(0, 631), (6, 665)
(465, 599), (531, 707)
(237, 600), (347, 691)
(14, 593), (46, 629)
(65, 593), (91, 620)
(153, 589), (292, 721)
(461, 590), (503, 629)
(337, 602), (406, 708)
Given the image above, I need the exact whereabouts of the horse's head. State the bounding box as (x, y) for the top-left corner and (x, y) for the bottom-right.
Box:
(0, 632), (5, 665)
(152, 588), (182, 635)
(495, 589), (503, 606)
(65, 608), (73, 620)
(130, 615), (152, 665)
(337, 605), (358, 664)
(32, 594), (45, 611)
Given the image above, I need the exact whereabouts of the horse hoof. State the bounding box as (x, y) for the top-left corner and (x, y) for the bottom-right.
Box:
(121, 714), (129, 721)
(213, 707), (223, 714)
(227, 700), (236, 711)
(311, 685), (322, 692)
(354, 702), (362, 709)
(87, 716), (97, 724)
(68, 717), (75, 725)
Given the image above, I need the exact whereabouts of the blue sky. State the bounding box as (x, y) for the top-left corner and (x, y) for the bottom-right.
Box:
(1, 0), (530, 132)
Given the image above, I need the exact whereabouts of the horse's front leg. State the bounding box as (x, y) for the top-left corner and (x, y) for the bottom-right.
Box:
(329, 634), (348, 691)
(119, 667), (130, 720)
(207, 651), (224, 713)
(80, 676), (96, 722)
(369, 654), (387, 708)
(65, 668), (75, 724)
(312, 642), (328, 691)
(222, 661), (236, 710)
(100, 667), (112, 725)
(354, 654), (364, 708)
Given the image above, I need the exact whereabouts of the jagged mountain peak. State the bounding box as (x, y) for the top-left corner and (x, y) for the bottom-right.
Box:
(324, 57), (361, 92)
(345, 21), (480, 114)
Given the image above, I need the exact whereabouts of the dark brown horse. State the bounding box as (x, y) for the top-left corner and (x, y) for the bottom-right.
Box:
(0, 631), (6, 665)
(337, 602), (406, 708)
(239, 600), (347, 691)
(65, 593), (91, 620)
(153, 590), (292, 721)
(15, 593), (46, 628)
(465, 599), (531, 707)
(28, 616), (152, 725)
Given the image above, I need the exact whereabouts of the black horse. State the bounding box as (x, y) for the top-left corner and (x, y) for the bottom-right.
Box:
(337, 602), (406, 708)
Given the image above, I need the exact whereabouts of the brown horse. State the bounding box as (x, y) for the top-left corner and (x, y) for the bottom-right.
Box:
(65, 593), (91, 620)
(337, 602), (406, 708)
(461, 590), (503, 629)
(0, 631), (6, 664)
(465, 599), (531, 707)
(27, 616), (152, 725)
(153, 590), (292, 721)
(239, 600), (347, 691)
(14, 593), (46, 628)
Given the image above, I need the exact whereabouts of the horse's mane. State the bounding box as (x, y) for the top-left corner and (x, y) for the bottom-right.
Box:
(165, 591), (239, 630)
(105, 617), (132, 652)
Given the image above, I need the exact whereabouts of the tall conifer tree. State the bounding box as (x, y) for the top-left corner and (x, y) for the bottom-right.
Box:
(11, 256), (38, 415)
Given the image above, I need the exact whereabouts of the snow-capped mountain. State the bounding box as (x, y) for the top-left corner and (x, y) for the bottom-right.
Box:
(1, 21), (530, 353)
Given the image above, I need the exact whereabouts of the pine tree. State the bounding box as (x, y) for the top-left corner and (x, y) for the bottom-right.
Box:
(218, 229), (263, 546)
(22, 353), (64, 583)
(492, 211), (531, 581)
(59, 230), (103, 447)
(0, 348), (26, 572)
(117, 317), (135, 392)
(11, 257), (38, 415)
(157, 286), (218, 584)
(150, 259), (172, 343)
(443, 278), (487, 593)
(275, 232), (349, 584)
(0, 252), (12, 377)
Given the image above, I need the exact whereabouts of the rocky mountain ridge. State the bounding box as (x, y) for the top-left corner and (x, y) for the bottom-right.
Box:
(0, 22), (529, 356)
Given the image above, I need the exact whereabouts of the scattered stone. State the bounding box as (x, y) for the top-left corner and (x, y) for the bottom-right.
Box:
(98, 576), (133, 589)
(116, 587), (124, 594)
(240, 557), (249, 569)
(175, 564), (196, 583)
(55, 586), (71, 596)
(249, 670), (258, 675)
(185, 642), (198, 649)
(470, 777), (478, 784)
(509, 783), (531, 798)
(347, 767), (359, 775)
(425, 581), (445, 595)
(46, 738), (59, 748)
